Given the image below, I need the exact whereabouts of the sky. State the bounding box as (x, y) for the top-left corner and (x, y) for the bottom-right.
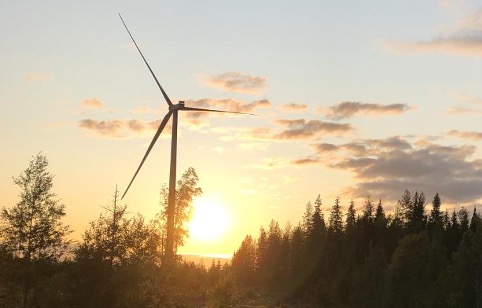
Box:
(2, 0), (482, 257)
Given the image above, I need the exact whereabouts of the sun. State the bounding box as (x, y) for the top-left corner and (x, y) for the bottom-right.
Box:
(188, 196), (231, 242)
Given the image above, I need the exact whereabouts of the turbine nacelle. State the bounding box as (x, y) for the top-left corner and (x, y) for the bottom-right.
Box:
(169, 101), (185, 111)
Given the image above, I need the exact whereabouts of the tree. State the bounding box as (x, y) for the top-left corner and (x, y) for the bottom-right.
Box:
(361, 195), (374, 224)
(1, 153), (70, 261)
(328, 197), (343, 235)
(345, 200), (356, 231)
(159, 167), (202, 255)
(0, 153), (71, 307)
(77, 187), (129, 266)
(232, 235), (256, 286)
(398, 189), (412, 226)
(410, 192), (427, 233)
(307, 195), (325, 253)
(429, 193), (442, 226)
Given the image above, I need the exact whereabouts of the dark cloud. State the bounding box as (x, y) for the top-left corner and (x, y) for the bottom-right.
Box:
(295, 136), (482, 205)
(323, 101), (409, 120)
(201, 72), (267, 94)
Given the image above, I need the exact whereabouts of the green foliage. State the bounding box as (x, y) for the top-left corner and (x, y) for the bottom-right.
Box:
(159, 167), (202, 253)
(0, 153), (71, 308)
(1, 153), (71, 261)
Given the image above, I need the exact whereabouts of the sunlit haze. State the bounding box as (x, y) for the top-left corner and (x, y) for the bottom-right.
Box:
(2, 0), (482, 257)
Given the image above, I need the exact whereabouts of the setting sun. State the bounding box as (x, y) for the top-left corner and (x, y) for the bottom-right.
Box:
(188, 196), (231, 242)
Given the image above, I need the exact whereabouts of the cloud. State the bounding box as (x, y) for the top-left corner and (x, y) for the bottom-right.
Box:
(448, 129), (482, 140)
(79, 118), (169, 138)
(321, 101), (410, 120)
(81, 99), (104, 109)
(385, 9), (482, 56)
(280, 103), (307, 112)
(446, 106), (482, 114)
(291, 156), (321, 165)
(187, 98), (271, 114)
(25, 72), (51, 82)
(287, 135), (482, 205)
(312, 143), (339, 153)
(311, 136), (412, 156)
(273, 119), (353, 140)
(201, 72), (267, 94)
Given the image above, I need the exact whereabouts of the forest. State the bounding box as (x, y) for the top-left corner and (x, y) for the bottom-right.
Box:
(1, 153), (482, 307)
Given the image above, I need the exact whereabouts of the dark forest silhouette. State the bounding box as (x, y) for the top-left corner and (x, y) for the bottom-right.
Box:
(1, 154), (482, 307)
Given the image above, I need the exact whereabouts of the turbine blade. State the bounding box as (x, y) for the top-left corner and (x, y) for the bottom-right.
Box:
(181, 106), (256, 116)
(122, 111), (173, 200)
(118, 13), (173, 107)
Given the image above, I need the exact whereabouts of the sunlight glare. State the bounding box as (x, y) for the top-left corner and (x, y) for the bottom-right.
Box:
(188, 196), (231, 242)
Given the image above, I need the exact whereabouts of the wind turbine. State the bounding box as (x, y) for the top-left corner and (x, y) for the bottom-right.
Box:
(118, 14), (254, 263)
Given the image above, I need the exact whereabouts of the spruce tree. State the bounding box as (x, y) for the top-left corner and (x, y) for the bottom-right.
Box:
(329, 197), (343, 235)
(345, 199), (356, 231)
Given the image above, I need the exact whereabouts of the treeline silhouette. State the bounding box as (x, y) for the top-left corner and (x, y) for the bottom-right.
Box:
(231, 193), (482, 307)
(0, 154), (230, 307)
(2, 153), (482, 307)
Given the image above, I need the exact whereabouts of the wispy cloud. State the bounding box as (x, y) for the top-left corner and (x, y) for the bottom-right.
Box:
(273, 119), (353, 140)
(187, 98), (271, 114)
(25, 72), (51, 82)
(321, 102), (410, 120)
(78, 118), (168, 139)
(81, 99), (104, 109)
(446, 106), (482, 115)
(291, 156), (321, 165)
(280, 103), (307, 112)
(448, 129), (482, 140)
(200, 72), (267, 94)
(385, 9), (482, 56)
